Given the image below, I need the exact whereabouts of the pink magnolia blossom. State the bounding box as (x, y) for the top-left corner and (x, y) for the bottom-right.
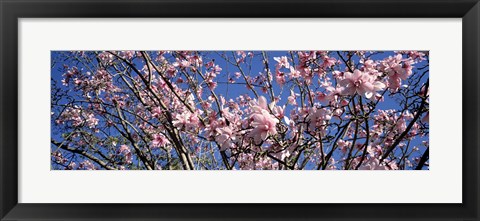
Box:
(306, 107), (332, 133)
(337, 139), (351, 154)
(67, 162), (77, 170)
(216, 126), (236, 150)
(79, 160), (95, 170)
(118, 145), (132, 164)
(287, 89), (298, 105)
(152, 134), (169, 148)
(172, 111), (201, 131)
(357, 158), (398, 170)
(339, 70), (385, 98)
(380, 54), (414, 91)
(321, 55), (337, 69)
(249, 96), (279, 144)
(316, 92), (329, 103)
(275, 72), (286, 86)
(274, 56), (290, 70)
(151, 106), (163, 118)
(270, 104), (285, 119)
(288, 66), (301, 79)
(86, 113), (99, 128)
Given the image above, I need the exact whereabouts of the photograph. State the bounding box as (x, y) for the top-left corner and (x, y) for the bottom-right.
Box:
(50, 50), (429, 170)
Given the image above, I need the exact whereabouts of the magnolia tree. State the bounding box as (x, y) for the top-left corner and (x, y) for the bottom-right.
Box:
(51, 50), (429, 170)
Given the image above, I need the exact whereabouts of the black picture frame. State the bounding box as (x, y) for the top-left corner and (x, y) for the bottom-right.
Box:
(1, 0), (479, 220)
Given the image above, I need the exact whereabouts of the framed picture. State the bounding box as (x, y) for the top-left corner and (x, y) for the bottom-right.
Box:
(1, 0), (478, 220)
